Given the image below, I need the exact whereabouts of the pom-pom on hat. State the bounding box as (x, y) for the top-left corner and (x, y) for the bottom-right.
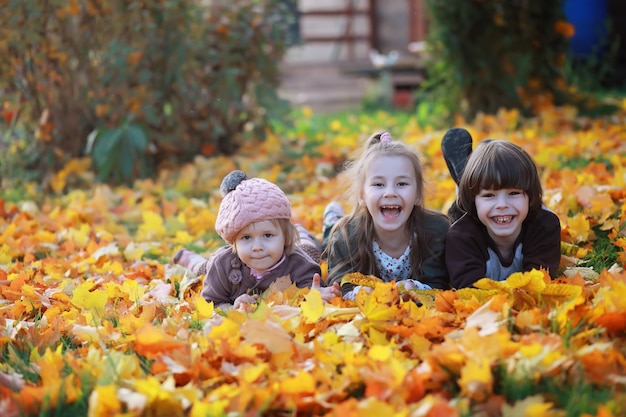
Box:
(215, 170), (292, 244)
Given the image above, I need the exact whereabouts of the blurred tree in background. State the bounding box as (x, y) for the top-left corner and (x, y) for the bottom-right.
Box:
(421, 0), (615, 121)
(0, 0), (293, 185)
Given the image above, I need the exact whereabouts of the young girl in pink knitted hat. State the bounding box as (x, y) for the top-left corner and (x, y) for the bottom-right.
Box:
(173, 170), (340, 310)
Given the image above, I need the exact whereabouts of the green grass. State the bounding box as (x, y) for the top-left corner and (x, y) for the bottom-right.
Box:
(559, 155), (614, 171)
(494, 364), (614, 416)
(1, 342), (41, 384)
(584, 227), (620, 273)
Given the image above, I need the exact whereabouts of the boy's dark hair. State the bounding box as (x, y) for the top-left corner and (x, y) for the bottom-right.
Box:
(457, 140), (543, 222)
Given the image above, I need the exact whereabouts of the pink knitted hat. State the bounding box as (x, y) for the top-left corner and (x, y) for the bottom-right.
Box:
(215, 170), (291, 244)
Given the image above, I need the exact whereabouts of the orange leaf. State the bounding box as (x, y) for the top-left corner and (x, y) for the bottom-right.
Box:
(402, 368), (426, 403)
(554, 20), (575, 38)
(133, 323), (187, 358)
(200, 143), (216, 156)
(434, 290), (458, 313)
(340, 272), (383, 288)
(365, 380), (390, 400)
(594, 311), (626, 334)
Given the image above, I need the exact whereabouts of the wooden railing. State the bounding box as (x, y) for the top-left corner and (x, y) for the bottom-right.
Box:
(298, 0), (376, 60)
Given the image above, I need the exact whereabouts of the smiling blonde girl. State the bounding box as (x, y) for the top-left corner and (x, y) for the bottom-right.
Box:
(324, 131), (450, 299)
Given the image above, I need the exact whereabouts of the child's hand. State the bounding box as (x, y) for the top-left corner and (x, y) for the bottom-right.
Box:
(233, 293), (258, 312)
(398, 280), (418, 291)
(312, 273), (341, 301)
(397, 279), (431, 291)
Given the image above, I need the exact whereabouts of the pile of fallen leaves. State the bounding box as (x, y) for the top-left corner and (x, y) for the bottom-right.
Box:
(1, 106), (626, 416)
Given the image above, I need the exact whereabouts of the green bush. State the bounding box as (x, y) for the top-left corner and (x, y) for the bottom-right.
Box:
(421, 0), (591, 120)
(0, 0), (292, 185)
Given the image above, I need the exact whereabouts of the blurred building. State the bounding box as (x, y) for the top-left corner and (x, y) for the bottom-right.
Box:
(279, 0), (429, 112)
(279, 0), (625, 113)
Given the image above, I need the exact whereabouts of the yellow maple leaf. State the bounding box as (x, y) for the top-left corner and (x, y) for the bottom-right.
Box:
(121, 278), (145, 302)
(132, 376), (181, 412)
(566, 212), (591, 243)
(37, 345), (64, 384)
(172, 230), (194, 245)
(405, 289), (439, 308)
(190, 400), (229, 417)
(71, 281), (107, 316)
(456, 288), (501, 304)
(356, 282), (402, 321)
(88, 385), (122, 416)
(301, 288), (324, 323)
(539, 283), (582, 307)
(194, 294), (214, 320)
(506, 269), (548, 293)
(560, 241), (588, 258)
(473, 278), (511, 292)
(368, 344), (393, 362)
(240, 363), (269, 384)
(458, 357), (493, 402)
(123, 241), (145, 261)
(137, 211), (167, 240)
(66, 224), (91, 249)
(280, 371), (316, 394)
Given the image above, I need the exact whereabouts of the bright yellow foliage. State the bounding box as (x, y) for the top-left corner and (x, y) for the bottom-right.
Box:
(1, 107), (626, 416)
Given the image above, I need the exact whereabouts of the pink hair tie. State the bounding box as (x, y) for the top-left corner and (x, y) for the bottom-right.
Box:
(380, 132), (393, 142)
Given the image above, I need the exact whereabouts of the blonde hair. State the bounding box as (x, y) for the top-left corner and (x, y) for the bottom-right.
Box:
(325, 130), (442, 279)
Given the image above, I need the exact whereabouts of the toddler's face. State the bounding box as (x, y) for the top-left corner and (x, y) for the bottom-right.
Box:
(234, 220), (285, 273)
(475, 188), (529, 246)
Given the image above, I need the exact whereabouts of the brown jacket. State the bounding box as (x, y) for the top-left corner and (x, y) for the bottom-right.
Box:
(200, 245), (321, 305)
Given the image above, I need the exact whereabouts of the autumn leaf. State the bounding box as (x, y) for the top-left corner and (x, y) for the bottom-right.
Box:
(507, 269), (549, 292)
(301, 288), (324, 323)
(501, 394), (555, 417)
(539, 283), (582, 307)
(240, 318), (295, 355)
(194, 295), (214, 320)
(554, 20), (575, 38)
(401, 288), (439, 307)
(566, 212), (591, 243)
(340, 272), (384, 288)
(280, 371), (316, 394)
(71, 281), (107, 316)
(88, 385), (122, 416)
(458, 357), (493, 402)
(465, 299), (504, 336)
(133, 323), (188, 358)
(2, 97), (626, 416)
(474, 278), (511, 293)
(594, 311), (626, 334)
(356, 282), (403, 321)
(137, 211), (167, 240)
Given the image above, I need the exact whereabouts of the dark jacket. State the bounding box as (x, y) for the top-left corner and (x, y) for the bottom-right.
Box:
(327, 211), (450, 296)
(445, 208), (561, 289)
